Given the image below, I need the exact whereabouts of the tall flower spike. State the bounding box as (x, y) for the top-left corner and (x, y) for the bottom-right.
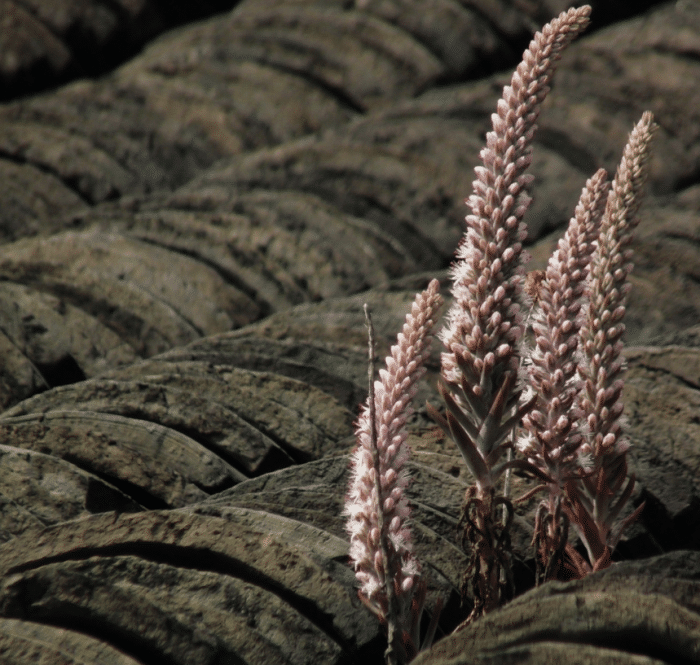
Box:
(570, 112), (657, 568)
(521, 168), (609, 478)
(345, 280), (442, 663)
(432, 6), (591, 622)
(519, 168), (610, 580)
(438, 5), (592, 492)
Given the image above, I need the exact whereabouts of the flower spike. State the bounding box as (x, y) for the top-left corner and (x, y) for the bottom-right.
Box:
(439, 5), (592, 493)
(434, 5), (591, 621)
(571, 111), (657, 567)
(345, 280), (442, 663)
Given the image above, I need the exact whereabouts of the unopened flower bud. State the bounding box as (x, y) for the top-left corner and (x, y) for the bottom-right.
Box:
(382, 468), (397, 487)
(374, 550), (384, 573)
(602, 433), (616, 448)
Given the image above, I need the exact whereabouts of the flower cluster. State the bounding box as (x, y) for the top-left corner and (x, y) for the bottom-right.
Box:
(565, 112), (656, 572)
(518, 168), (610, 579)
(437, 4), (592, 494)
(520, 169), (609, 482)
(432, 5), (593, 618)
(344, 3), (658, 657)
(345, 279), (442, 663)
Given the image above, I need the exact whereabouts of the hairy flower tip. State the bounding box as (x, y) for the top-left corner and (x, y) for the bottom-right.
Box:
(345, 280), (442, 624)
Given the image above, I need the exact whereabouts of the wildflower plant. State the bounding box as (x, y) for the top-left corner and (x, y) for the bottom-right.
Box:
(345, 280), (443, 664)
(429, 4), (593, 619)
(563, 111), (656, 574)
(519, 167), (611, 582)
(345, 3), (657, 659)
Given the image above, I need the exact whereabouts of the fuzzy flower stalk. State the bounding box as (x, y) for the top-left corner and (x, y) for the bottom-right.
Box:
(565, 111), (657, 572)
(345, 279), (443, 664)
(519, 168), (610, 581)
(430, 5), (591, 619)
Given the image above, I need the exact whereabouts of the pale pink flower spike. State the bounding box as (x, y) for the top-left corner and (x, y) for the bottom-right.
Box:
(345, 279), (442, 663)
